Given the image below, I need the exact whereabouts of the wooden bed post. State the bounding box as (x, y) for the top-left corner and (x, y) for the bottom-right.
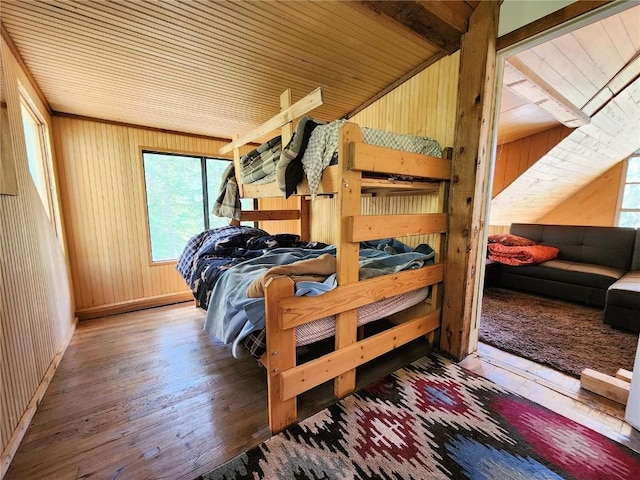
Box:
(264, 276), (297, 433)
(280, 89), (293, 145)
(232, 134), (243, 199)
(441, 0), (499, 360)
(334, 122), (363, 398)
(427, 169), (450, 347)
(298, 196), (310, 242)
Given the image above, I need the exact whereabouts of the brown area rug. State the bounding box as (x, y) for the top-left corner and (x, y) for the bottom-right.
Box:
(480, 288), (638, 378)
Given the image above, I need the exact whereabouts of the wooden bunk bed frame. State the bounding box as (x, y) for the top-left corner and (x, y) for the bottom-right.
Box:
(219, 88), (450, 433)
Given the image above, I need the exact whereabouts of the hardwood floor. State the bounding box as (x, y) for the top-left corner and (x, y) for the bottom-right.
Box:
(5, 304), (270, 480)
(460, 342), (640, 453)
(5, 303), (427, 480)
(6, 303), (639, 479)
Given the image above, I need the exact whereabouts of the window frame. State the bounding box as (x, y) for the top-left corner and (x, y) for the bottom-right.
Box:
(141, 149), (255, 265)
(616, 152), (640, 229)
(18, 88), (60, 237)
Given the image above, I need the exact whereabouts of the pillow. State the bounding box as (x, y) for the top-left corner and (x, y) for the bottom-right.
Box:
(487, 233), (536, 247)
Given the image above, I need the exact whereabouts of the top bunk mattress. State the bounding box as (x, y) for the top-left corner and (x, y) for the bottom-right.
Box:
(213, 118), (443, 219)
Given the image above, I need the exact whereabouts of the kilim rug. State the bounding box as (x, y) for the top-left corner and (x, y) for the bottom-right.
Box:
(199, 355), (640, 480)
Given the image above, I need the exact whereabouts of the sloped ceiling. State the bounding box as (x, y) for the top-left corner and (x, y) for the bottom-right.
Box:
(0, 0), (478, 140)
(2, 0), (638, 225)
(491, 3), (640, 225)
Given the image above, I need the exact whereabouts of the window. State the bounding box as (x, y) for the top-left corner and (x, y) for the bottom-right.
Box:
(618, 152), (640, 228)
(142, 152), (252, 262)
(20, 99), (54, 221)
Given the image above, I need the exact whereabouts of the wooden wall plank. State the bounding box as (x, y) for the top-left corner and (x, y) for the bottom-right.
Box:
(1, 37), (74, 473)
(535, 161), (623, 226)
(492, 125), (572, 197)
(51, 115), (247, 312)
(349, 52), (459, 148)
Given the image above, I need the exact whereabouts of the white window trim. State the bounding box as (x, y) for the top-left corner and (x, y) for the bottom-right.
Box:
(18, 85), (62, 240)
(616, 152), (640, 227)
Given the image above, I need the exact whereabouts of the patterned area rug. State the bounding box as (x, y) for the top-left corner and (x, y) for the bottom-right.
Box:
(199, 355), (640, 480)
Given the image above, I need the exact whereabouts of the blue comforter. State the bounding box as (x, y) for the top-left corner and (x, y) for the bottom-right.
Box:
(203, 239), (434, 358)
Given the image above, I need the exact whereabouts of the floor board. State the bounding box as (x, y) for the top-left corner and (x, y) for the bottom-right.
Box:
(5, 303), (427, 480)
(5, 303), (639, 479)
(6, 304), (271, 480)
(460, 342), (640, 453)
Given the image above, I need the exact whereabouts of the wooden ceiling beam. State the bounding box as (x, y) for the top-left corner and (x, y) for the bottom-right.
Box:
(505, 57), (591, 128)
(582, 52), (640, 116)
(415, 0), (472, 33)
(363, 1), (465, 54)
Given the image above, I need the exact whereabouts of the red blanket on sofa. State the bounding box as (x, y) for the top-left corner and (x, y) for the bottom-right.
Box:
(488, 243), (559, 266)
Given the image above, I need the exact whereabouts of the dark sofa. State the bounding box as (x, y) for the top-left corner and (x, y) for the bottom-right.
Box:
(604, 231), (640, 332)
(496, 223), (640, 332)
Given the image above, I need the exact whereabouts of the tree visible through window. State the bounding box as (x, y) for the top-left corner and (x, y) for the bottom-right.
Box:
(618, 152), (640, 228)
(143, 152), (251, 262)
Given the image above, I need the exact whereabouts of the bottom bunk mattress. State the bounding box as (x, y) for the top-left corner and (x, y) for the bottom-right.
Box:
(200, 239), (436, 358)
(241, 286), (429, 359)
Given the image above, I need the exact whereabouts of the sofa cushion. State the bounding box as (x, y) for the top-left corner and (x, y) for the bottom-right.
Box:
(500, 260), (624, 290)
(510, 224), (636, 271)
(606, 271), (640, 310)
(541, 260), (625, 279)
(632, 230), (640, 271)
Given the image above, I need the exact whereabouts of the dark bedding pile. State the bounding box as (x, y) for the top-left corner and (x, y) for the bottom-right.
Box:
(176, 226), (327, 309)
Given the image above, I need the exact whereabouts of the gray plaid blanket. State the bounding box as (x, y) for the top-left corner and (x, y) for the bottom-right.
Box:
(241, 135), (282, 184)
(301, 119), (443, 199)
(212, 121), (443, 219)
(276, 116), (326, 197)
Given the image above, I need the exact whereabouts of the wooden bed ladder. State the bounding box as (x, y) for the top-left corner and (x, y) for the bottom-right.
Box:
(218, 88), (323, 240)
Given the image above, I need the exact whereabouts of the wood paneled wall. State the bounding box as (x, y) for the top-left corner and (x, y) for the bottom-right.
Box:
(489, 126), (622, 230)
(536, 161), (623, 226)
(311, 53), (459, 249)
(54, 51), (459, 315)
(257, 53), (460, 253)
(350, 53), (459, 149)
(51, 116), (248, 314)
(1, 37), (74, 471)
(492, 125), (573, 197)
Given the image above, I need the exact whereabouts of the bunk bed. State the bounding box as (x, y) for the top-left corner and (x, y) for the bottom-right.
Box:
(187, 87), (451, 433)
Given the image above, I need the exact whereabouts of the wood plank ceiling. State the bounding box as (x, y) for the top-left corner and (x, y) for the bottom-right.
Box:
(2, 0), (638, 226)
(0, 0), (477, 140)
(491, 4), (640, 225)
(497, 4), (640, 145)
